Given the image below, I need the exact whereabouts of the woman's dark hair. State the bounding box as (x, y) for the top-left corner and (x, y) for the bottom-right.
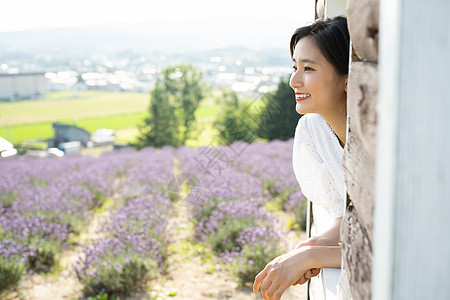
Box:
(290, 16), (349, 75)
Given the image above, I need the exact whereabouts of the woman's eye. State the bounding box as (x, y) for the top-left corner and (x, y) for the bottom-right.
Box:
(304, 66), (314, 71)
(292, 66), (297, 71)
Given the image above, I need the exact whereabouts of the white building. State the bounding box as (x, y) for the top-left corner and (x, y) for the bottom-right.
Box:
(0, 72), (47, 100)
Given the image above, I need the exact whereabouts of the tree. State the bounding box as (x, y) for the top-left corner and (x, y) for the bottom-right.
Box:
(256, 76), (301, 141)
(214, 88), (257, 145)
(132, 64), (205, 149)
(177, 65), (205, 143)
(132, 84), (180, 149)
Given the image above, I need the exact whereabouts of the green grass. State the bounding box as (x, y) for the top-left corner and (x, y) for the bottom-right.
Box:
(1, 112), (147, 144)
(114, 127), (140, 145)
(77, 112), (147, 131)
(1, 123), (53, 143)
(0, 90), (263, 147)
(0, 91), (149, 126)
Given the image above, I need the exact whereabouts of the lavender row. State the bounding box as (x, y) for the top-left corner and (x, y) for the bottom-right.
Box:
(0, 151), (135, 290)
(234, 140), (307, 230)
(1, 139), (304, 292)
(176, 139), (306, 285)
(177, 140), (305, 219)
(74, 147), (175, 296)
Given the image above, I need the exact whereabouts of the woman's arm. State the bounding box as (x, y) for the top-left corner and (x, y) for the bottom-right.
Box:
(289, 217), (343, 285)
(253, 245), (341, 300)
(295, 217), (342, 249)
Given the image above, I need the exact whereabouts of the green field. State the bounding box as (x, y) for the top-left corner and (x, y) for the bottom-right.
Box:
(0, 112), (148, 144)
(0, 90), (269, 147)
(0, 91), (150, 126)
(0, 90), (223, 146)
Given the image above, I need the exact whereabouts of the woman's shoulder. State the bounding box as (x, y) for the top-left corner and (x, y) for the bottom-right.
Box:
(295, 113), (326, 136)
(293, 114), (322, 160)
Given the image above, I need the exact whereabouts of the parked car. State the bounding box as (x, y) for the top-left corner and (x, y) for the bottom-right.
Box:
(47, 147), (64, 157)
(91, 129), (115, 146)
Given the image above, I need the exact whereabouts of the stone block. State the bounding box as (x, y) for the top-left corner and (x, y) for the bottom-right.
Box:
(341, 203), (372, 300)
(347, 61), (378, 161)
(343, 130), (374, 241)
(347, 0), (379, 61)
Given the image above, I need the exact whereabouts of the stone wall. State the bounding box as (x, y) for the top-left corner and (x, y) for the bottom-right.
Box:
(340, 0), (379, 299)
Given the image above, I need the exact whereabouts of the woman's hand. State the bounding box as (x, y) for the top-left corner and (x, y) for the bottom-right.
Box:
(290, 237), (322, 285)
(253, 246), (315, 300)
(290, 217), (343, 284)
(253, 246), (341, 299)
(292, 268), (321, 285)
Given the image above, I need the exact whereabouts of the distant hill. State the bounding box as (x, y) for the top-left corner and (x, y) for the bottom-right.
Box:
(0, 20), (294, 69)
(0, 18), (296, 55)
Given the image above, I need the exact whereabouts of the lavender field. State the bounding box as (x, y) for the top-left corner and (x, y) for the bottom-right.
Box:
(0, 140), (307, 299)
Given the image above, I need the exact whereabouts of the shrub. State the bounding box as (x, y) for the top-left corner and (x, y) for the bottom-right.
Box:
(0, 239), (34, 291)
(75, 239), (158, 296)
(0, 257), (26, 291)
(0, 152), (132, 289)
(207, 217), (253, 253)
(227, 226), (286, 286)
(0, 191), (16, 209)
(284, 191), (307, 231)
(75, 193), (171, 296)
(0, 213), (70, 271)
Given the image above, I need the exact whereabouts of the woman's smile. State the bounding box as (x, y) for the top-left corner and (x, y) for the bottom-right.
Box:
(295, 92), (311, 102)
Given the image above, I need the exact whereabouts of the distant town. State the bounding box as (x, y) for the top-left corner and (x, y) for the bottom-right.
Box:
(0, 46), (292, 101)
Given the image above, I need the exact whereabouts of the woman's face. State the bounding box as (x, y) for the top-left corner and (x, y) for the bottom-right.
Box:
(289, 37), (347, 118)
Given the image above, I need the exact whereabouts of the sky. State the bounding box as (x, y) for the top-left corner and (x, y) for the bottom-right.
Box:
(1, 0), (315, 36)
(1, 0), (314, 32)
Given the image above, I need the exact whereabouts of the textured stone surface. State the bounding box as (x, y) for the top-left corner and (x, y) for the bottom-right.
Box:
(338, 267), (354, 300)
(343, 130), (374, 241)
(341, 203), (372, 300)
(347, 61), (378, 161)
(347, 0), (379, 61)
(342, 60), (378, 299)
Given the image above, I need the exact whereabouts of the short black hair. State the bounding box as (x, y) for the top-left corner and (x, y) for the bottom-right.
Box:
(290, 16), (350, 75)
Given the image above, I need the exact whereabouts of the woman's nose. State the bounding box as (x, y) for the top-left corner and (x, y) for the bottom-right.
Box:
(290, 72), (303, 90)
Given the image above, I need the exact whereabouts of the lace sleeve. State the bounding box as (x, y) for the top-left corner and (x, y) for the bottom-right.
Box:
(292, 115), (345, 219)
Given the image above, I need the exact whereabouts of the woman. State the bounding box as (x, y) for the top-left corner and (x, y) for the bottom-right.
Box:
(253, 16), (349, 300)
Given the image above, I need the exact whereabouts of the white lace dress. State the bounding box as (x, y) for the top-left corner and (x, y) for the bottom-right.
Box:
(292, 113), (346, 300)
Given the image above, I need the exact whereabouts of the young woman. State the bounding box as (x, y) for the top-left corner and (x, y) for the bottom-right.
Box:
(253, 16), (350, 300)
